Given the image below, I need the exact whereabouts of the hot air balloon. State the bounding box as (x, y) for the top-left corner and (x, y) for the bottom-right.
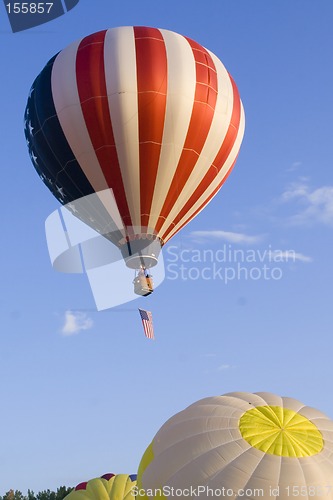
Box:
(137, 392), (333, 500)
(25, 26), (245, 295)
(65, 473), (137, 500)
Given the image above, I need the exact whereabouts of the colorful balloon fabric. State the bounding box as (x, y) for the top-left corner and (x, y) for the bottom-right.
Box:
(24, 26), (245, 269)
(65, 473), (137, 500)
(137, 392), (333, 499)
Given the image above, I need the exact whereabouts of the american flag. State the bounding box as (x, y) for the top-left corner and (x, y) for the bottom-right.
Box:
(138, 309), (154, 339)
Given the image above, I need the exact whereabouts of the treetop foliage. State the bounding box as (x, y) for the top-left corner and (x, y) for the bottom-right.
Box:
(0, 486), (73, 500)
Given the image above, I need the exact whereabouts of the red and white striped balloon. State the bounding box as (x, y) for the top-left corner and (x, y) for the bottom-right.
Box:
(26, 26), (245, 264)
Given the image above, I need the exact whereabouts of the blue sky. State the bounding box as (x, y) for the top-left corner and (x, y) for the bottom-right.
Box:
(1, 0), (333, 493)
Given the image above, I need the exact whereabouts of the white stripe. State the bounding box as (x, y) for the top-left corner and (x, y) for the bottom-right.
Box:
(147, 29), (197, 230)
(51, 38), (109, 194)
(97, 188), (125, 234)
(158, 51), (236, 238)
(52, 37), (127, 235)
(104, 27), (141, 228)
(163, 102), (245, 242)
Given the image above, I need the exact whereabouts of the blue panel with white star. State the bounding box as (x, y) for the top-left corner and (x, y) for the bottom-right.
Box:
(24, 54), (124, 245)
(24, 54), (95, 206)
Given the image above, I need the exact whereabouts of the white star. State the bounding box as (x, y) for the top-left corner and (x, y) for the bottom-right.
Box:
(39, 173), (46, 181)
(46, 178), (53, 185)
(30, 150), (38, 164)
(28, 121), (34, 135)
(55, 185), (65, 199)
(67, 203), (78, 213)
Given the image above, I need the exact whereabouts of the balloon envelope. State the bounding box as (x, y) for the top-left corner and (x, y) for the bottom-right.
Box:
(65, 473), (137, 500)
(25, 26), (245, 269)
(137, 392), (333, 499)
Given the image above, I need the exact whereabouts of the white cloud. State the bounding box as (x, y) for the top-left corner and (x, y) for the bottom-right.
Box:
(281, 180), (333, 226)
(61, 310), (93, 336)
(190, 230), (263, 245)
(281, 179), (310, 202)
(268, 250), (313, 263)
(286, 161), (302, 172)
(217, 364), (232, 371)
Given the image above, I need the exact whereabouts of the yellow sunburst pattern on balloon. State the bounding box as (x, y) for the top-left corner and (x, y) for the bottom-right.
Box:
(239, 405), (323, 457)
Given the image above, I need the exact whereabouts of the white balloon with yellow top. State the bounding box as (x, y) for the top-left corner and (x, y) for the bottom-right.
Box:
(137, 392), (333, 499)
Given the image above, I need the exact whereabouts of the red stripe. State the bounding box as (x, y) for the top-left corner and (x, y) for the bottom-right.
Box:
(162, 156), (238, 243)
(134, 27), (168, 231)
(161, 75), (242, 242)
(101, 473), (115, 480)
(75, 482), (88, 491)
(76, 30), (133, 228)
(154, 37), (218, 235)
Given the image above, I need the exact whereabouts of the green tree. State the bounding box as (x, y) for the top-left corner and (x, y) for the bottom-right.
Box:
(35, 488), (72, 500)
(0, 486), (73, 500)
(1, 490), (25, 500)
(55, 487), (73, 500)
(36, 491), (55, 500)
